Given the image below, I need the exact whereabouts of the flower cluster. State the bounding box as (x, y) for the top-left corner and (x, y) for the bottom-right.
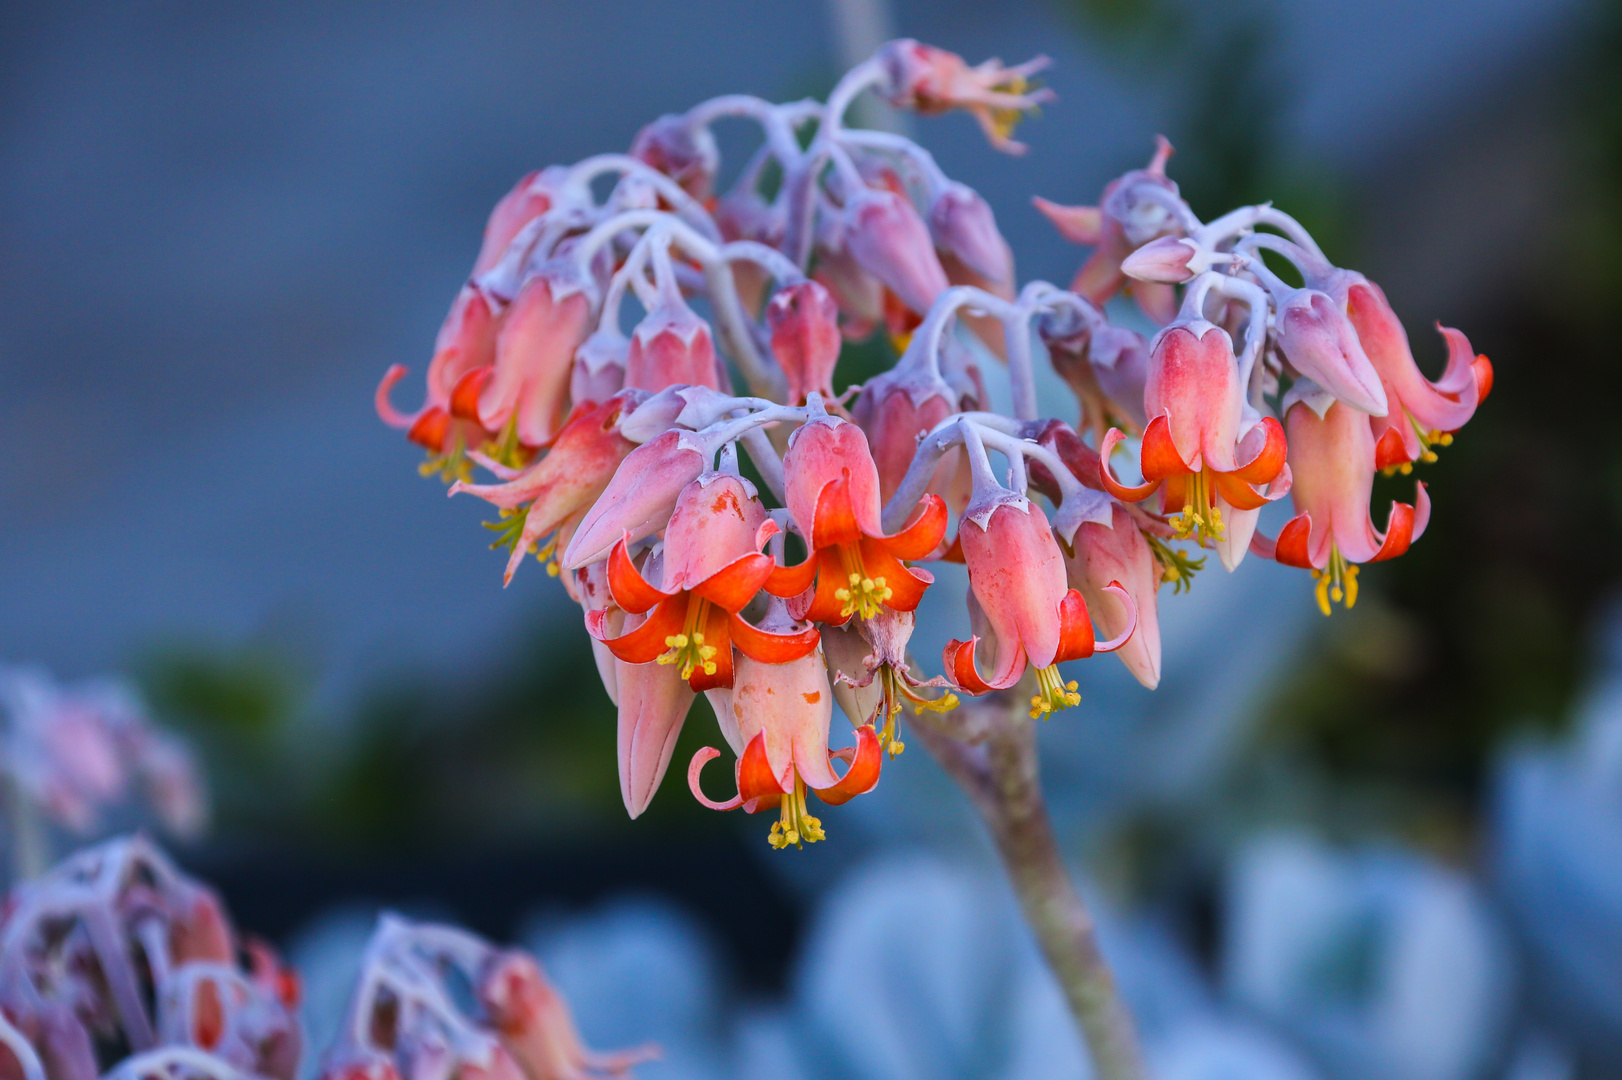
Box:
(0, 666), (206, 850)
(380, 42), (1488, 844)
(318, 915), (653, 1080)
(0, 835), (300, 1080)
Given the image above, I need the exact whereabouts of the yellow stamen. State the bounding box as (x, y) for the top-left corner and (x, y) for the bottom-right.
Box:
(767, 774), (825, 850)
(832, 548), (893, 619)
(1170, 469), (1225, 545)
(655, 599), (718, 679)
(1145, 534), (1205, 594)
(1309, 547), (1360, 616)
(1029, 664), (1081, 720)
(480, 413), (530, 472)
(419, 434), (472, 484)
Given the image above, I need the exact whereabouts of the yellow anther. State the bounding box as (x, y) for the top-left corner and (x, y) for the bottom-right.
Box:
(655, 602), (720, 680)
(768, 775), (825, 850)
(1311, 548), (1360, 616)
(1437, 432), (1454, 447)
(1029, 664), (1082, 720)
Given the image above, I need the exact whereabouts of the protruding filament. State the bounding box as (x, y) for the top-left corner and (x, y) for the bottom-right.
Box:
(874, 664), (960, 758)
(1381, 420), (1456, 478)
(832, 546), (893, 619)
(481, 413), (531, 472)
(419, 434), (472, 484)
(1171, 469), (1225, 544)
(1145, 533), (1205, 594)
(1310, 546), (1359, 616)
(768, 774), (825, 850)
(1029, 664), (1081, 720)
(656, 598), (719, 679)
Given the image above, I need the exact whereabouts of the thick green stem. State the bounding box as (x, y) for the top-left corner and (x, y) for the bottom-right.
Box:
(912, 686), (1146, 1080)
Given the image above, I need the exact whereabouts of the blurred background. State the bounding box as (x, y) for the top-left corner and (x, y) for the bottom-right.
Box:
(3, 0), (1620, 1076)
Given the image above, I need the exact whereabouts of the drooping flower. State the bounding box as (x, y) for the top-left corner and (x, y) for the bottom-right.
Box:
(943, 476), (1136, 718)
(767, 415), (948, 625)
(841, 187), (950, 319)
(823, 608), (958, 756)
(586, 473), (820, 692)
(1035, 136), (1184, 323)
(688, 610), (884, 849)
(1257, 392), (1430, 615)
(624, 289), (723, 393)
(768, 281), (842, 407)
(473, 169), (561, 276)
(1099, 321), (1290, 567)
(630, 113), (720, 201)
(876, 39), (1054, 153)
(450, 392), (643, 584)
(1063, 504), (1164, 691)
(476, 268), (595, 451)
(1335, 275), (1493, 473)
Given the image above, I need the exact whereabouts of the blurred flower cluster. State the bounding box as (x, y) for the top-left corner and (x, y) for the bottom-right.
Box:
(377, 39), (1490, 849)
(0, 667), (205, 879)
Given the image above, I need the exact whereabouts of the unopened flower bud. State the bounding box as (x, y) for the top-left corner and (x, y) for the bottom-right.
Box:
(1275, 289), (1388, 416)
(927, 182), (1013, 285)
(1120, 235), (1197, 284)
(631, 114), (720, 200)
(841, 188), (949, 317)
(768, 281), (841, 405)
(626, 295), (721, 393)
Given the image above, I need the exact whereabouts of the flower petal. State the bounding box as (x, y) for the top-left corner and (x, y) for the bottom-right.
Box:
(811, 725), (883, 806)
(729, 612), (820, 664)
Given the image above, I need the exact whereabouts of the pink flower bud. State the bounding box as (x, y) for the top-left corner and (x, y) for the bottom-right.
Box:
(562, 429), (708, 569)
(427, 284), (499, 412)
(927, 182), (1013, 285)
(480, 271), (592, 447)
(841, 188), (949, 317)
(631, 113), (720, 200)
(1120, 235), (1197, 285)
(625, 295), (721, 393)
(767, 281), (841, 406)
(812, 245), (885, 340)
(1275, 289), (1388, 416)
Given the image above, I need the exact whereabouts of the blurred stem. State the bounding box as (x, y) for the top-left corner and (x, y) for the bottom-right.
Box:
(912, 682), (1146, 1080)
(4, 777), (47, 886)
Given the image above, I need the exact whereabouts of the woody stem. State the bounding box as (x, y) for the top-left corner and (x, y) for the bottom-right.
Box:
(912, 683), (1146, 1080)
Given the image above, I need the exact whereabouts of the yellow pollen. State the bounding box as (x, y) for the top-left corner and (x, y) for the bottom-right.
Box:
(1029, 664), (1082, 720)
(480, 413), (530, 472)
(1309, 547), (1360, 616)
(768, 774), (825, 850)
(1170, 469), (1225, 544)
(419, 434), (472, 484)
(655, 601), (719, 679)
(833, 549), (893, 619)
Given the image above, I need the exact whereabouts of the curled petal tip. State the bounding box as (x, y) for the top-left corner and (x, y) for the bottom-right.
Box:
(375, 364), (416, 429)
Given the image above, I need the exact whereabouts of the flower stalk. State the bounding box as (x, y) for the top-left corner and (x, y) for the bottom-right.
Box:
(911, 680), (1146, 1080)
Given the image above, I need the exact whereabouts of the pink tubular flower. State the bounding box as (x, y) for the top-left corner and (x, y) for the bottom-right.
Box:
(767, 281), (841, 406)
(841, 187), (950, 318)
(1259, 396), (1430, 615)
(1064, 504), (1163, 691)
(688, 614), (884, 849)
(562, 427), (711, 569)
(766, 416), (947, 625)
(944, 485), (1136, 718)
(450, 392), (643, 584)
(1034, 136), (1184, 324)
(585, 473), (820, 693)
(1335, 274), (1493, 472)
(624, 292), (722, 393)
(1099, 322), (1290, 561)
(473, 170), (558, 276)
(477, 270), (593, 450)
(1273, 288), (1388, 416)
(876, 39), (1054, 153)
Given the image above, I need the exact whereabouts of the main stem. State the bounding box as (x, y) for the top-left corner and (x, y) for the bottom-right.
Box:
(914, 686), (1146, 1080)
